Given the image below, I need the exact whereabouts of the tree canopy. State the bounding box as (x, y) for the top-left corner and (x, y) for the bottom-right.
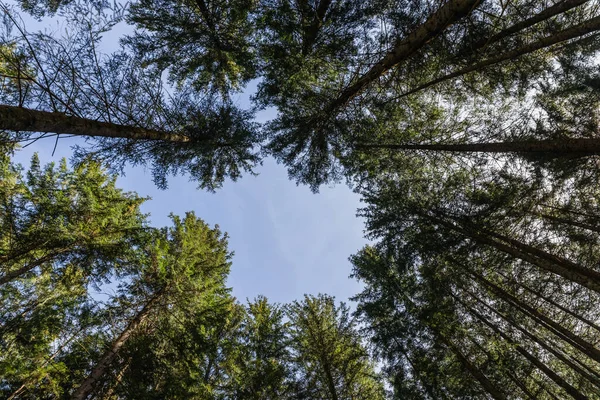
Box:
(1, 0), (600, 398)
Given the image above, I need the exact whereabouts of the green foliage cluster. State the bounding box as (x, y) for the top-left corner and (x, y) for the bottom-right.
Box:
(1, 156), (384, 400)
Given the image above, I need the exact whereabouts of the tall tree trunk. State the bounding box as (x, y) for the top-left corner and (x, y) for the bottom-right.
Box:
(399, 15), (600, 98)
(536, 212), (600, 234)
(302, 0), (333, 55)
(0, 250), (67, 285)
(460, 290), (600, 390)
(472, 271), (600, 364)
(462, 0), (590, 55)
(436, 332), (507, 400)
(0, 105), (190, 142)
(496, 271), (600, 333)
(101, 357), (132, 400)
(423, 212), (600, 293)
(355, 138), (600, 155)
(324, 0), (481, 112)
(466, 334), (538, 400)
(402, 296), (507, 399)
(506, 370), (539, 400)
(70, 291), (163, 400)
(465, 303), (589, 400)
(397, 345), (442, 399)
(322, 361), (339, 400)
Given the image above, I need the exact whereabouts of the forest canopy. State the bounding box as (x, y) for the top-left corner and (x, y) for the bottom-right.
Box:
(1, 0), (600, 398)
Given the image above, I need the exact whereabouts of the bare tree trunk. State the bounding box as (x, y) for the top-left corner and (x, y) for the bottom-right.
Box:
(436, 332), (507, 400)
(324, 0), (481, 112)
(355, 138), (600, 155)
(496, 271), (600, 333)
(101, 357), (132, 400)
(302, 0), (334, 55)
(461, 289), (600, 390)
(71, 291), (163, 400)
(462, 0), (590, 55)
(399, 15), (600, 98)
(0, 105), (190, 142)
(466, 303), (588, 400)
(423, 212), (600, 293)
(472, 271), (600, 364)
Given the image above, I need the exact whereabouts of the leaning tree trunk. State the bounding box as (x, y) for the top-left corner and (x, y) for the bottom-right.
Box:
(472, 271), (600, 364)
(423, 212), (600, 293)
(355, 138), (600, 155)
(461, 0), (590, 55)
(301, 0), (333, 55)
(436, 331), (507, 400)
(0, 105), (190, 142)
(496, 270), (600, 333)
(460, 289), (600, 390)
(404, 296), (507, 400)
(324, 0), (482, 112)
(70, 290), (163, 400)
(466, 303), (588, 400)
(399, 15), (600, 98)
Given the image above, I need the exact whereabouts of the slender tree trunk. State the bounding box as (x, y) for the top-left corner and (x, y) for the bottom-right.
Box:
(537, 212), (600, 234)
(496, 271), (600, 333)
(462, 0), (590, 55)
(506, 370), (539, 400)
(571, 355), (600, 382)
(436, 333), (507, 400)
(402, 296), (506, 399)
(0, 104), (190, 142)
(302, 0), (333, 55)
(423, 212), (600, 293)
(0, 250), (66, 285)
(466, 304), (588, 400)
(101, 357), (132, 400)
(322, 361), (339, 400)
(7, 327), (86, 400)
(472, 272), (600, 363)
(399, 15), (600, 98)
(460, 290), (600, 390)
(397, 345), (441, 399)
(71, 291), (163, 400)
(466, 334), (538, 400)
(324, 0), (481, 112)
(355, 138), (600, 155)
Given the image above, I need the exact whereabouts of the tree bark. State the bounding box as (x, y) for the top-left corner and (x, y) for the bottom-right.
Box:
(496, 270), (600, 333)
(70, 291), (163, 400)
(460, 289), (600, 391)
(472, 272), (600, 364)
(101, 357), (132, 400)
(0, 104), (190, 142)
(424, 212), (600, 293)
(355, 138), (600, 155)
(324, 0), (481, 112)
(399, 15), (600, 98)
(302, 0), (333, 55)
(465, 303), (588, 400)
(436, 332), (507, 400)
(462, 0), (590, 55)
